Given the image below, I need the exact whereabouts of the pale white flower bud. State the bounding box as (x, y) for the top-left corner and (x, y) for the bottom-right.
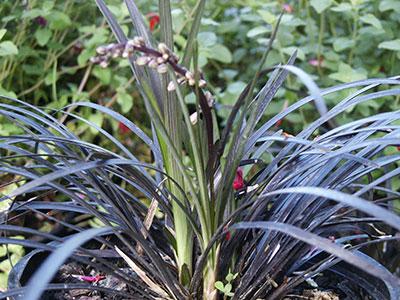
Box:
(205, 91), (214, 107)
(190, 112), (198, 125)
(158, 43), (169, 54)
(156, 57), (166, 64)
(106, 43), (116, 50)
(148, 59), (158, 68)
(136, 56), (150, 66)
(199, 79), (207, 88)
(126, 40), (136, 48)
(99, 61), (109, 68)
(157, 64), (168, 74)
(133, 36), (145, 47)
(185, 71), (194, 80)
(96, 46), (107, 55)
(167, 81), (176, 91)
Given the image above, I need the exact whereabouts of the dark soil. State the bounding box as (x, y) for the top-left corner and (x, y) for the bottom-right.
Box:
(42, 262), (134, 300)
(284, 289), (340, 300)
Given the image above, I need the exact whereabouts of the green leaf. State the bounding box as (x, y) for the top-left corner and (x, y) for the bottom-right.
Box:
(0, 86), (17, 98)
(351, 0), (365, 6)
(22, 9), (46, 20)
(47, 11), (71, 30)
(185, 92), (196, 104)
(85, 28), (108, 49)
(329, 63), (367, 83)
(247, 26), (269, 38)
(171, 9), (185, 32)
(205, 44), (232, 63)
(227, 81), (246, 94)
(42, 0), (55, 12)
(0, 41), (18, 56)
(0, 29), (6, 41)
(360, 14), (382, 29)
(257, 10), (276, 24)
(378, 39), (400, 51)
(77, 48), (95, 66)
(379, 0), (400, 12)
(0, 254), (21, 273)
(310, 0), (332, 13)
(331, 3), (353, 12)
(333, 37), (355, 52)
(214, 281), (225, 292)
(93, 66), (111, 84)
(224, 283), (232, 293)
(198, 32), (217, 47)
(88, 113), (104, 134)
(225, 272), (238, 282)
(35, 28), (52, 46)
(282, 47), (305, 60)
(0, 246), (6, 257)
(0, 272), (7, 291)
(117, 89), (133, 113)
(8, 237), (25, 257)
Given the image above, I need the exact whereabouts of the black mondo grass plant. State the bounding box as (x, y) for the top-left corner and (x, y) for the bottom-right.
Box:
(1, 1), (400, 299)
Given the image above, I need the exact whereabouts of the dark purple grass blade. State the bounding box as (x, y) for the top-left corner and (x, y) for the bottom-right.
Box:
(21, 227), (112, 300)
(231, 222), (400, 299)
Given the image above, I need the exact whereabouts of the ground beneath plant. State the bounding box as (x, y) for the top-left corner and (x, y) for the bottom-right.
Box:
(283, 289), (340, 300)
(43, 262), (137, 300)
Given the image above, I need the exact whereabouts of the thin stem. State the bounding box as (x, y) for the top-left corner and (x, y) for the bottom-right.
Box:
(317, 12), (325, 77)
(349, 11), (359, 65)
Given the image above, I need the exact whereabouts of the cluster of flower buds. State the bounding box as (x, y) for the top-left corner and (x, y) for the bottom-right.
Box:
(134, 42), (181, 77)
(90, 36), (147, 68)
(91, 36), (216, 110)
(91, 36), (209, 91)
(166, 70), (207, 91)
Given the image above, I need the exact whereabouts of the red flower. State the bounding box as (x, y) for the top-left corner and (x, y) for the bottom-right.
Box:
(118, 122), (130, 134)
(72, 41), (84, 54)
(147, 12), (160, 32)
(275, 119), (283, 127)
(309, 57), (324, 67)
(72, 274), (105, 283)
(233, 168), (245, 190)
(35, 16), (47, 27)
(397, 146), (400, 151)
(282, 4), (293, 14)
(223, 224), (231, 241)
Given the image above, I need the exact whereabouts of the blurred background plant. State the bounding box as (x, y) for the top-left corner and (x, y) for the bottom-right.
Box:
(2, 0), (400, 138)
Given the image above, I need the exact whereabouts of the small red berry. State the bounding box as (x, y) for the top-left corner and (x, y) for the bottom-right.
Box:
(72, 41), (84, 54)
(233, 168), (245, 190)
(118, 122), (130, 134)
(223, 224), (231, 241)
(35, 16), (47, 27)
(282, 4), (293, 14)
(72, 274), (106, 283)
(309, 57), (324, 67)
(147, 13), (160, 32)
